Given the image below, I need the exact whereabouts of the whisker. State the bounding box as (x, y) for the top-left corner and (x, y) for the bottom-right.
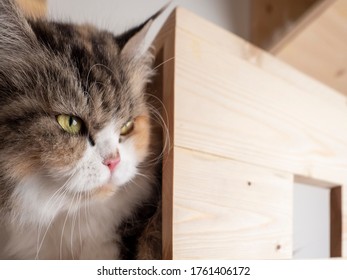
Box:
(36, 171), (76, 259)
(70, 192), (80, 260)
(134, 171), (152, 181)
(146, 102), (171, 154)
(77, 192), (83, 253)
(152, 56), (175, 71)
(83, 189), (94, 241)
(59, 188), (77, 259)
(36, 187), (69, 259)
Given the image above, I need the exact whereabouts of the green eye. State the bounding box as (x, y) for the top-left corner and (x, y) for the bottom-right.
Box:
(120, 120), (135, 136)
(56, 114), (83, 135)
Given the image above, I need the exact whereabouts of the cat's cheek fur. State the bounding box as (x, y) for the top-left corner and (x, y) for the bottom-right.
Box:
(133, 115), (151, 161)
(65, 146), (111, 194)
(113, 143), (139, 186)
(111, 115), (151, 186)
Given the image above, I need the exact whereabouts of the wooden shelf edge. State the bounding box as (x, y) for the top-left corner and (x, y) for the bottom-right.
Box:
(271, 0), (337, 54)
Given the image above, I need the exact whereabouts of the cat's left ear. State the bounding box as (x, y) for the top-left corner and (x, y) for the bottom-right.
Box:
(119, 3), (170, 61)
(120, 21), (152, 61)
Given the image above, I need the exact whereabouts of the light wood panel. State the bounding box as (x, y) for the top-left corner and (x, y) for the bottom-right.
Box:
(173, 147), (293, 259)
(174, 7), (347, 118)
(154, 8), (347, 259)
(271, 0), (336, 53)
(272, 0), (347, 95)
(152, 11), (177, 260)
(174, 24), (347, 185)
(250, 0), (321, 49)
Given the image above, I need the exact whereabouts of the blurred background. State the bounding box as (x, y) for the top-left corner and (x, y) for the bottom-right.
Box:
(47, 0), (251, 44)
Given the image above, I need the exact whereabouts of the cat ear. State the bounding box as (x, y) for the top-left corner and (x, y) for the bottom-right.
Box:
(119, 3), (170, 61)
(120, 20), (153, 61)
(0, 0), (37, 56)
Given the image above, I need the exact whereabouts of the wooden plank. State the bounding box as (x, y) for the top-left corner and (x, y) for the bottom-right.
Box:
(173, 9), (347, 185)
(330, 187), (342, 257)
(273, 0), (347, 95)
(271, 0), (337, 53)
(174, 8), (347, 120)
(172, 8), (347, 257)
(152, 11), (177, 260)
(173, 147), (293, 259)
(153, 8), (347, 259)
(296, 175), (341, 189)
(16, 0), (47, 18)
(250, 0), (321, 49)
(343, 186), (347, 257)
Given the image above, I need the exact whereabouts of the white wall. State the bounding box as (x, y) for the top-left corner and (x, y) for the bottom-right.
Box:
(294, 183), (330, 259)
(47, 0), (250, 39)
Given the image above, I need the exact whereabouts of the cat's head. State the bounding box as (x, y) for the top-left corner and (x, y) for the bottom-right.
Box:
(0, 0), (159, 221)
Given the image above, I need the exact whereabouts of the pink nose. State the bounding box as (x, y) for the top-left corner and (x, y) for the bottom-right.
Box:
(103, 156), (120, 172)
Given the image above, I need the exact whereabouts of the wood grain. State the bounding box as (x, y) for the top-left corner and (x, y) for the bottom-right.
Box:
(273, 0), (347, 95)
(175, 7), (347, 118)
(173, 148), (293, 259)
(250, 0), (321, 49)
(271, 0), (337, 53)
(152, 11), (177, 260)
(154, 8), (347, 259)
(343, 185), (347, 257)
(173, 8), (347, 184)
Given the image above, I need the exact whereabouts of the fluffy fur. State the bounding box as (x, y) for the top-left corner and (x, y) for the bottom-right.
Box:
(0, 0), (161, 259)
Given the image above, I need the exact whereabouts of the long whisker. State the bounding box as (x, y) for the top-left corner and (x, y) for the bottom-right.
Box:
(134, 171), (152, 181)
(83, 189), (94, 241)
(152, 56), (175, 71)
(59, 189), (77, 259)
(35, 172), (76, 259)
(70, 192), (80, 260)
(77, 192), (83, 253)
(146, 101), (171, 158)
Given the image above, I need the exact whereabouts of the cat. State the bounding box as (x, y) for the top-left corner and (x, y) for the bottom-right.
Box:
(0, 0), (163, 259)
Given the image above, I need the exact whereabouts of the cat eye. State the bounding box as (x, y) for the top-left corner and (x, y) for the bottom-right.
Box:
(120, 120), (135, 136)
(56, 114), (83, 135)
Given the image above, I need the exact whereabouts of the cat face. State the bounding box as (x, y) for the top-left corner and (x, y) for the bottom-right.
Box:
(0, 0), (154, 220)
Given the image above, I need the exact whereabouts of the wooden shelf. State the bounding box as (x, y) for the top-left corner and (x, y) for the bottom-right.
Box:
(250, 0), (321, 49)
(153, 7), (347, 259)
(271, 0), (347, 96)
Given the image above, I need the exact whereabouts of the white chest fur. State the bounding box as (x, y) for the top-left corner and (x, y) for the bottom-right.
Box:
(0, 174), (152, 259)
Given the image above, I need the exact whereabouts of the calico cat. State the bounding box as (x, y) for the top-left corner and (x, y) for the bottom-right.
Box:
(0, 0), (163, 259)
